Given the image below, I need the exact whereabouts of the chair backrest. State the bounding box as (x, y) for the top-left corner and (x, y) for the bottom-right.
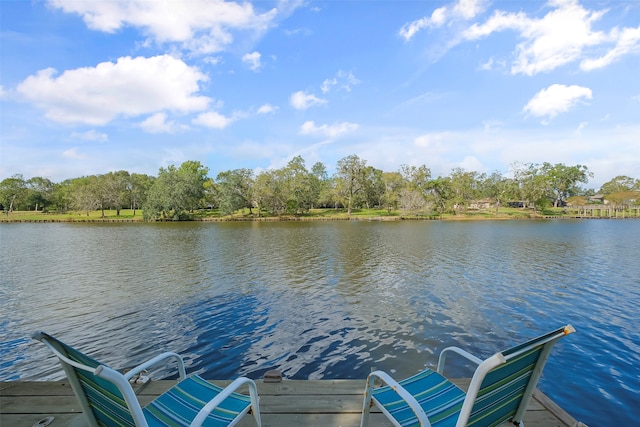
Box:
(33, 332), (139, 427)
(462, 325), (575, 427)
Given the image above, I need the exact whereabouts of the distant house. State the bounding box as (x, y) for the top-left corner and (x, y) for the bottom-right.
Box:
(589, 194), (607, 204)
(469, 199), (494, 210)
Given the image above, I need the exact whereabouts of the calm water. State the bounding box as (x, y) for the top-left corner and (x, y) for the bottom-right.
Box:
(1, 220), (638, 425)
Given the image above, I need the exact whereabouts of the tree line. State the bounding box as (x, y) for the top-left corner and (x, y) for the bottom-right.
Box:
(1, 155), (638, 220)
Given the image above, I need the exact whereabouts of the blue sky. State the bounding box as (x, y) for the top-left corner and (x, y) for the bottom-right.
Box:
(1, 0), (639, 189)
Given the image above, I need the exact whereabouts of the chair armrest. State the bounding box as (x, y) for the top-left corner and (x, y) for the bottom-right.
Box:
(437, 347), (483, 374)
(124, 352), (187, 381)
(189, 377), (259, 427)
(367, 370), (432, 427)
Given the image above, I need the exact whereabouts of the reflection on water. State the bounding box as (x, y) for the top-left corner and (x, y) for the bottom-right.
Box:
(1, 220), (639, 425)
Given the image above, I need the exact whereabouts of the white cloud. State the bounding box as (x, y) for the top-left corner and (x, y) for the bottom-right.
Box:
(453, 0), (486, 20)
(70, 130), (108, 142)
(523, 84), (592, 123)
(257, 103), (277, 114)
(463, 10), (527, 40)
(47, 0), (281, 55)
(320, 70), (361, 93)
(16, 55), (210, 125)
(193, 111), (233, 129)
(300, 120), (358, 138)
(459, 155), (485, 173)
(510, 2), (607, 75)
(479, 57), (495, 71)
(574, 121), (589, 136)
(140, 112), (183, 134)
(242, 51), (262, 71)
(580, 25), (640, 71)
(399, 0), (486, 41)
(414, 131), (455, 155)
(62, 147), (85, 159)
(482, 120), (504, 132)
(203, 56), (224, 66)
(475, 54), (506, 72)
(320, 78), (337, 94)
(462, 1), (640, 75)
(289, 91), (327, 110)
(400, 7), (448, 40)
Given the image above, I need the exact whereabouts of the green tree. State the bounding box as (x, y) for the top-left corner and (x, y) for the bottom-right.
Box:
(400, 165), (432, 198)
(399, 164), (432, 215)
(311, 162), (328, 181)
(361, 166), (385, 209)
(215, 168), (254, 216)
(253, 169), (283, 216)
(144, 161), (209, 220)
(282, 156), (317, 214)
(0, 174), (27, 213)
(426, 176), (453, 215)
(540, 163), (592, 207)
(335, 154), (367, 215)
(480, 171), (517, 213)
(605, 191), (638, 213)
(311, 162), (332, 208)
(448, 168), (478, 214)
(102, 171), (130, 216)
(318, 177), (339, 209)
(51, 179), (73, 213)
(26, 176), (54, 211)
(176, 161), (210, 211)
(511, 163), (548, 210)
(69, 176), (101, 216)
(129, 173), (154, 215)
(381, 172), (403, 214)
(202, 177), (218, 210)
(599, 175), (636, 195)
(252, 157), (319, 216)
(310, 162), (328, 210)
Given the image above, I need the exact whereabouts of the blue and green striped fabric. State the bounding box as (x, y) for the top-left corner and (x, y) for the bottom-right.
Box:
(466, 346), (543, 426)
(50, 334), (136, 427)
(45, 333), (253, 427)
(370, 327), (565, 427)
(143, 375), (252, 427)
(371, 369), (466, 427)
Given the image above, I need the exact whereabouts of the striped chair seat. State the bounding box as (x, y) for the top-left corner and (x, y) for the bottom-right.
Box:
(372, 369), (465, 427)
(144, 375), (252, 427)
(33, 332), (261, 427)
(361, 325), (575, 427)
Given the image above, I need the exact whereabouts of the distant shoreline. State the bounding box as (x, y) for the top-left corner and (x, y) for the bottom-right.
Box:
(2, 212), (638, 223)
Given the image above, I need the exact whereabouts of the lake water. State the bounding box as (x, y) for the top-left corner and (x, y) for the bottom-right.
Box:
(1, 220), (638, 425)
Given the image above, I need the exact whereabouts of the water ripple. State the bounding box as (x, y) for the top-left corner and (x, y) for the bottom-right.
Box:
(1, 220), (639, 426)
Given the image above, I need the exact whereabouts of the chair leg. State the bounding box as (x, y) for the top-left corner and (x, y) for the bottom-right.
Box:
(247, 381), (262, 427)
(360, 375), (376, 427)
(251, 407), (262, 427)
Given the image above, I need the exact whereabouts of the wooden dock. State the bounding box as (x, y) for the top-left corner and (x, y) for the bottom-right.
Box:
(1, 379), (584, 427)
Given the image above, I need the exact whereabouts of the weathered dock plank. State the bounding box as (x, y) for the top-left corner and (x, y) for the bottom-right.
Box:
(0, 380), (583, 427)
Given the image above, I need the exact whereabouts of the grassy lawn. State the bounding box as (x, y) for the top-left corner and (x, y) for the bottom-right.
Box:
(0, 207), (538, 222)
(0, 209), (144, 221)
(5, 206), (634, 222)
